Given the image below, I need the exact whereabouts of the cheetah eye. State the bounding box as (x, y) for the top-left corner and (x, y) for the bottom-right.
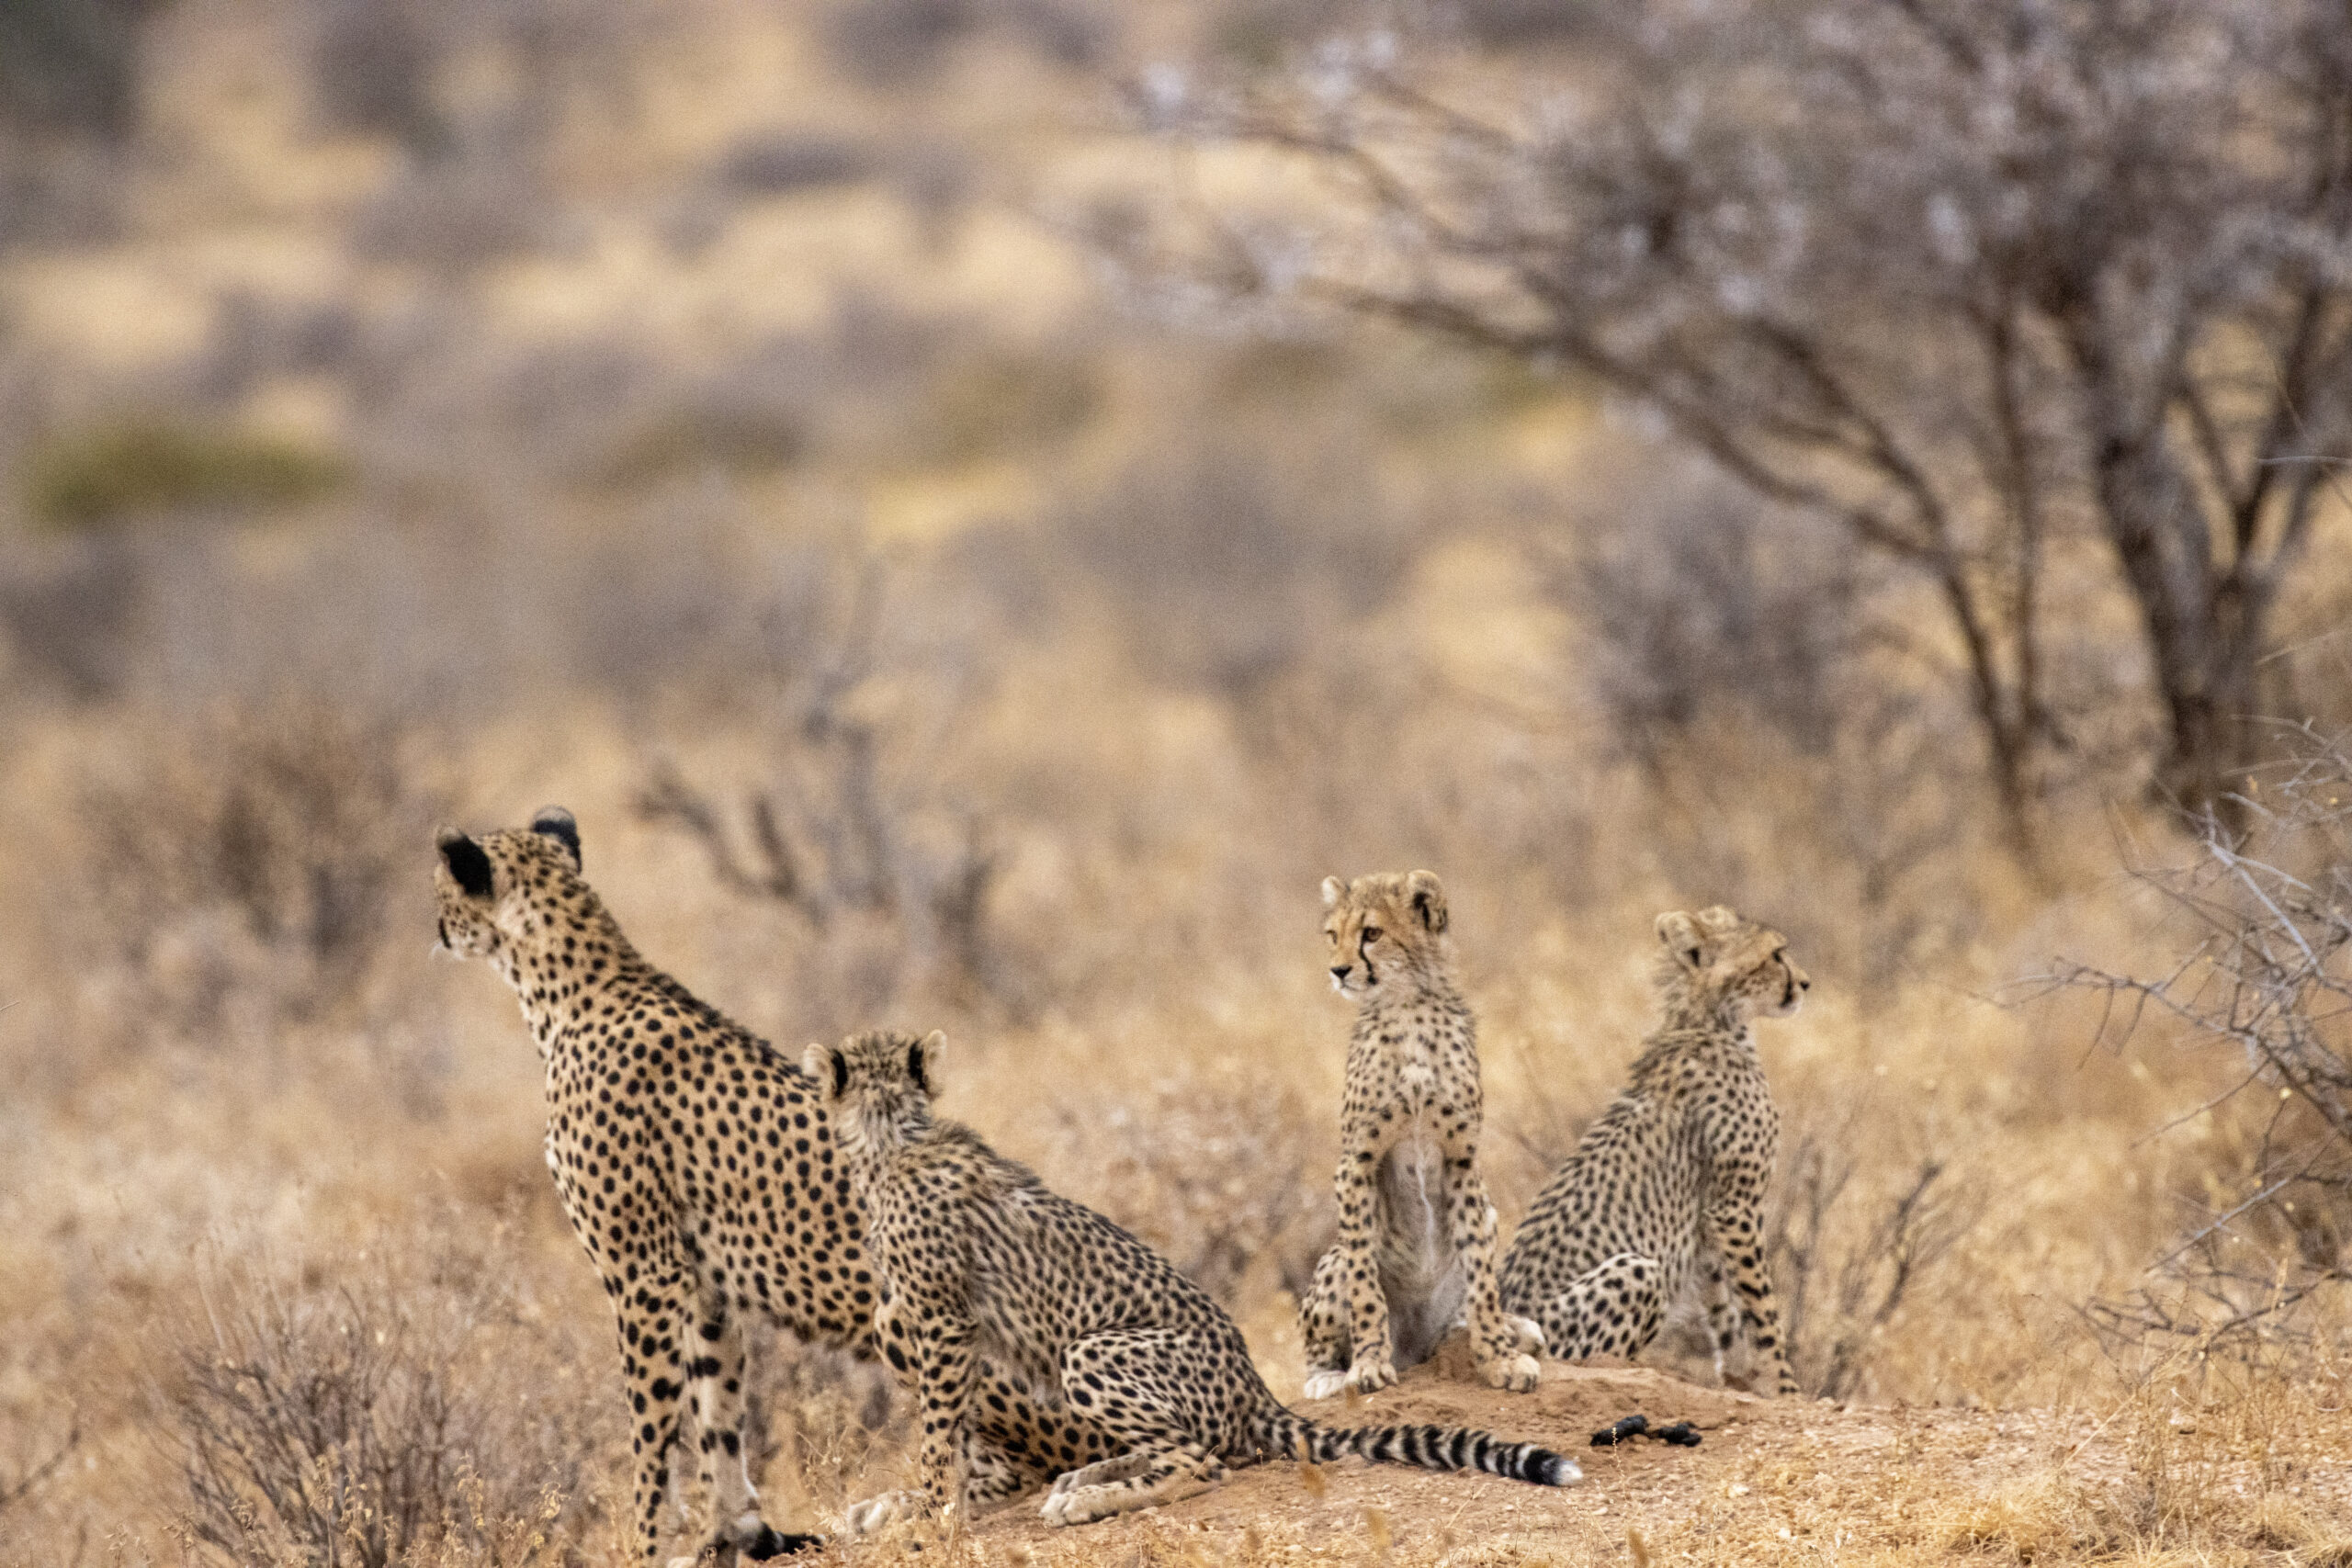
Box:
(1361, 926), (1383, 943)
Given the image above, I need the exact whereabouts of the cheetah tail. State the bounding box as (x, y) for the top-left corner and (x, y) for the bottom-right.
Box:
(1256, 1410), (1582, 1488)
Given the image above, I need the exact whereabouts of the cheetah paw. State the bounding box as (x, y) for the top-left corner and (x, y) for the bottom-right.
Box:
(1508, 1314), (1549, 1356)
(1343, 1356), (1398, 1395)
(1301, 1368), (1351, 1402)
(842, 1489), (929, 1536)
(1480, 1352), (1542, 1393)
(1041, 1483), (1118, 1528)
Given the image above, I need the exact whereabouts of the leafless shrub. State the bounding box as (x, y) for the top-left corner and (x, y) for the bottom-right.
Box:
(0, 1416), (78, 1522)
(1554, 459), (1984, 998)
(1767, 1097), (1979, 1399)
(75, 698), (435, 1036)
(1052, 438), (1413, 703)
(1063, 1071), (1326, 1308)
(739, 1330), (901, 1524)
(2059, 724), (2352, 1349)
(1561, 463), (1862, 764)
(635, 543), (1006, 1022)
(158, 1221), (609, 1568)
(1131, 0), (2352, 843)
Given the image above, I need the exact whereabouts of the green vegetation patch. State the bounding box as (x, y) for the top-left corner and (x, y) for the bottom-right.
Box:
(24, 420), (350, 530)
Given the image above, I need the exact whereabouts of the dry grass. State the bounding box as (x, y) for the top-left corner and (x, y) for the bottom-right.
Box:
(3, 2), (2350, 1564)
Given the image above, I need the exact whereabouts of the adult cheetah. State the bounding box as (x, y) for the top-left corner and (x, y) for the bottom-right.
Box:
(812, 1029), (1580, 1532)
(432, 810), (1110, 1565)
(1499, 906), (1808, 1396)
(1296, 872), (1541, 1401)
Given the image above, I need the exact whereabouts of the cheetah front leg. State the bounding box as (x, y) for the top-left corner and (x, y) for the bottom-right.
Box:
(1436, 1126), (1540, 1393)
(1708, 1188), (1801, 1396)
(608, 1266), (695, 1567)
(1296, 1243), (1354, 1401)
(1326, 1111), (1401, 1395)
(913, 1322), (980, 1517)
(673, 1295), (816, 1565)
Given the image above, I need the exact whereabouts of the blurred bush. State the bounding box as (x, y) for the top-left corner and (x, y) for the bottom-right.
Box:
(158, 1220), (609, 1568)
(1067, 1071), (1327, 1308)
(74, 700), (435, 1038)
(826, 0), (1108, 88)
(0, 0), (160, 142)
(308, 0), (447, 153)
(0, 530), (141, 698)
(712, 130), (878, 197)
(23, 420), (348, 531)
(1055, 439), (1413, 701)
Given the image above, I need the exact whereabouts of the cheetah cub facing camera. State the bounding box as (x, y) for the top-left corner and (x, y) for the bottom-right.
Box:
(1499, 906), (1809, 1396)
(1298, 872), (1544, 1401)
(815, 1029), (1579, 1534)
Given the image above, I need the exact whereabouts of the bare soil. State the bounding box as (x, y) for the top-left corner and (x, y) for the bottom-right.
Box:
(804, 1338), (2233, 1567)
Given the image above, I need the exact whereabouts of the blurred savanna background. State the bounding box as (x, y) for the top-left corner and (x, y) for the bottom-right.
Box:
(5, 0), (2352, 1562)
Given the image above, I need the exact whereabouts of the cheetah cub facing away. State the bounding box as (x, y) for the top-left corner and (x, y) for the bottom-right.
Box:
(1298, 872), (1544, 1402)
(1500, 907), (1809, 1396)
(816, 1030), (1579, 1533)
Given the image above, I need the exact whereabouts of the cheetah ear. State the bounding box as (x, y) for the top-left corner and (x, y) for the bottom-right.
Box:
(1657, 910), (1706, 970)
(1406, 870), (1448, 934)
(1320, 875), (1347, 910)
(804, 1043), (847, 1100)
(530, 806), (582, 871)
(909, 1030), (945, 1097)
(1695, 905), (1739, 931)
(436, 829), (494, 900)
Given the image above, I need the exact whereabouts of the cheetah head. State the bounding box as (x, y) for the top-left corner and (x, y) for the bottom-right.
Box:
(432, 805), (588, 966)
(1655, 905), (1809, 1020)
(1320, 870), (1453, 1000)
(805, 1029), (946, 1159)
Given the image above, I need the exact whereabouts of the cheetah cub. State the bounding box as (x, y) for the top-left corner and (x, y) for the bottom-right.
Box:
(1298, 872), (1543, 1402)
(1499, 906), (1809, 1396)
(815, 1030), (1579, 1534)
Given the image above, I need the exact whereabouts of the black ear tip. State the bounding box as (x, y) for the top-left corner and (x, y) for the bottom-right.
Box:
(437, 830), (494, 899)
(530, 806), (582, 866)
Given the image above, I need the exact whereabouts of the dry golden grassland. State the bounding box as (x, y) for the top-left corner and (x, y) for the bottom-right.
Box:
(3, 2), (2351, 1564)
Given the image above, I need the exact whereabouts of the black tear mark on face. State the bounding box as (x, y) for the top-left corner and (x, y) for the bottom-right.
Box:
(441, 833), (493, 899)
(907, 1039), (929, 1095)
(831, 1050), (849, 1100)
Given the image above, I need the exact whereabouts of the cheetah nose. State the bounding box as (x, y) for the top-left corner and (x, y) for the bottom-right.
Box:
(1799, 976), (1810, 990)
(1330, 965), (1351, 983)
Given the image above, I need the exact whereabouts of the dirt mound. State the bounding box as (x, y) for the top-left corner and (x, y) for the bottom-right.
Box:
(817, 1342), (2352, 1564)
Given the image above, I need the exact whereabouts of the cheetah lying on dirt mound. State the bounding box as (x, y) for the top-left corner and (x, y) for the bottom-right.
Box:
(433, 811), (1112, 1565)
(1499, 906), (1808, 1396)
(1299, 872), (1544, 1400)
(813, 1029), (1581, 1532)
